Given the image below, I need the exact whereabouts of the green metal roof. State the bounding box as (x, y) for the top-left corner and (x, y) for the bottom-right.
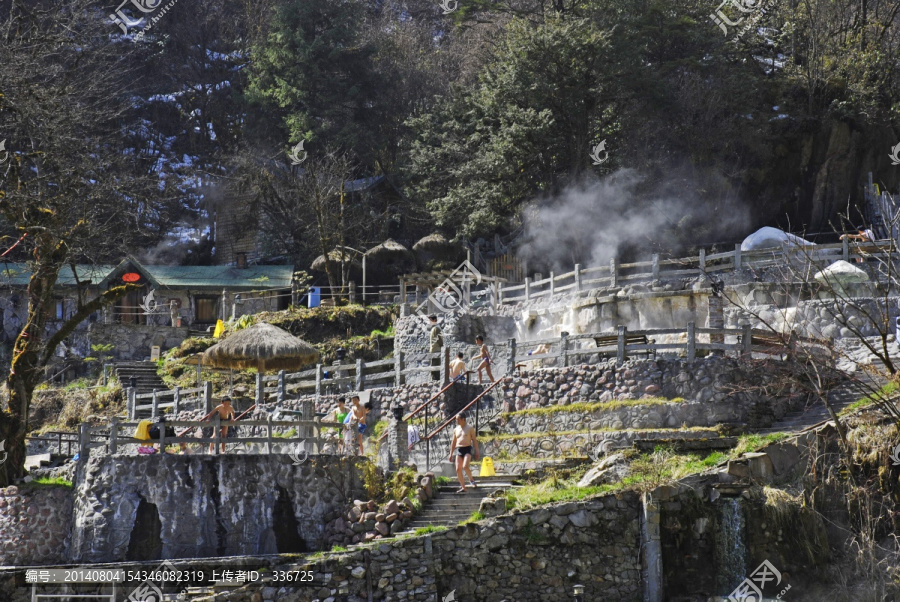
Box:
(0, 260), (293, 290)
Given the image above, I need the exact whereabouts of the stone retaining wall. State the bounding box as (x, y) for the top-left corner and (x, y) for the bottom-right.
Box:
(214, 491), (643, 602)
(502, 355), (792, 409)
(69, 454), (368, 563)
(88, 323), (189, 362)
(0, 485), (73, 566)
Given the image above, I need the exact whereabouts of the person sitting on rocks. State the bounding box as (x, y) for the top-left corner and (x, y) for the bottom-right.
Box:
(448, 412), (479, 492)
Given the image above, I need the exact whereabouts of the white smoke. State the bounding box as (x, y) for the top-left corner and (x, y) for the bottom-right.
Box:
(520, 168), (750, 272)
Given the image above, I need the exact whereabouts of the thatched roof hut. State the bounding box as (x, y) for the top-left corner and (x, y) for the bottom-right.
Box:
(412, 233), (463, 269)
(311, 247), (362, 273)
(202, 322), (319, 373)
(364, 238), (415, 283)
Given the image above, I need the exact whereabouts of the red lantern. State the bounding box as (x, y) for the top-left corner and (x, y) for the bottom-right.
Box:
(122, 272), (141, 283)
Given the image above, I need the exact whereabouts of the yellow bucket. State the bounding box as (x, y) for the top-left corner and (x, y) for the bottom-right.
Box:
(479, 456), (496, 477)
(213, 319), (225, 338)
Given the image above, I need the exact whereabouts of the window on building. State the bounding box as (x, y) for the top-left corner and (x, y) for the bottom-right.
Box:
(55, 300), (64, 320)
(194, 297), (219, 323)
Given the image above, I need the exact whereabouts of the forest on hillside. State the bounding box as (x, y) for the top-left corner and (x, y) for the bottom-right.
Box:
(2, 0), (900, 274)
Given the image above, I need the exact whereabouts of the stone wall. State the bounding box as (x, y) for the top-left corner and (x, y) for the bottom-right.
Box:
(213, 491), (643, 602)
(395, 310), (516, 383)
(501, 356), (793, 409)
(0, 485), (74, 566)
(69, 454), (369, 563)
(88, 323), (190, 362)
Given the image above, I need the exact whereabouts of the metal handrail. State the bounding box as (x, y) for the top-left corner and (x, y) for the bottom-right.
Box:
(376, 372), (473, 444)
(417, 377), (504, 444)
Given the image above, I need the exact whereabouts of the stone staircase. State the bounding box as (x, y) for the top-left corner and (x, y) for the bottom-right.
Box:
(114, 361), (168, 395)
(399, 475), (516, 532)
(755, 378), (880, 435)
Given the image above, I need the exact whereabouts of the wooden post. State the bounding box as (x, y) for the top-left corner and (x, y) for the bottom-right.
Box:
(349, 281), (357, 304)
(441, 347), (450, 385)
(79, 423), (90, 460)
(214, 414), (221, 455)
(507, 338), (517, 375)
(109, 417), (119, 455)
(315, 364), (323, 404)
(173, 386), (181, 416)
(497, 282), (503, 306)
(256, 373), (264, 407)
(196, 356), (202, 389)
(151, 390), (159, 419)
(159, 418), (167, 452)
(355, 358), (364, 391)
(616, 325), (626, 367)
(651, 254), (659, 281)
(734, 243), (742, 269)
(687, 322), (696, 361)
(127, 387), (135, 420)
(699, 249), (706, 273)
(843, 236), (850, 262)
(742, 324), (752, 357)
(574, 264), (582, 292)
(277, 370), (286, 404)
(524, 277), (531, 301)
(549, 272), (555, 301)
(395, 351), (405, 387)
(560, 332), (569, 367)
(610, 257), (619, 287)
(204, 381), (213, 414)
(400, 278), (407, 304)
(266, 416), (273, 455)
(291, 278), (299, 307)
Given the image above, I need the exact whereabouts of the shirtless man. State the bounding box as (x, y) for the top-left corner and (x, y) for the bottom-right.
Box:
(349, 395), (369, 455)
(475, 335), (494, 384)
(207, 396), (235, 453)
(448, 413), (479, 492)
(449, 352), (467, 381)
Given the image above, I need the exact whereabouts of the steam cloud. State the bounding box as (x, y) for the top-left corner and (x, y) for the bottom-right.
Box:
(520, 168), (750, 272)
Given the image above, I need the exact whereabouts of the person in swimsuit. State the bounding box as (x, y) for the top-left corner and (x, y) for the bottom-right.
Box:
(208, 396), (235, 453)
(449, 412), (479, 492)
(449, 352), (467, 381)
(327, 397), (349, 453)
(349, 395), (369, 455)
(475, 335), (494, 384)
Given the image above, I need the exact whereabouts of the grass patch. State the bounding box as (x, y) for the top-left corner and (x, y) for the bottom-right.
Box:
(330, 545), (348, 553)
(731, 432), (791, 456)
(414, 525), (447, 536)
(480, 426), (718, 443)
(434, 476), (453, 486)
(500, 397), (682, 418)
(25, 476), (73, 488)
(461, 511), (485, 524)
(840, 380), (898, 416)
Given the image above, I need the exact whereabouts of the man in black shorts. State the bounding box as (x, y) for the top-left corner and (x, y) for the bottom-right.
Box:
(448, 413), (479, 492)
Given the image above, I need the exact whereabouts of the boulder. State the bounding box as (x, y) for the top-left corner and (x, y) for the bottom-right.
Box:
(479, 497), (507, 518)
(348, 507), (362, 522)
(577, 453), (628, 488)
(385, 513), (398, 523)
(813, 260), (869, 293)
(375, 521), (390, 536)
(740, 226), (812, 251)
(384, 499), (400, 516)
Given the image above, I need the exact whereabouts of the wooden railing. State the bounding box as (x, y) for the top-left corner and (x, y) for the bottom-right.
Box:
(130, 383), (212, 420)
(504, 323), (821, 371)
(495, 240), (896, 306)
(76, 416), (344, 457)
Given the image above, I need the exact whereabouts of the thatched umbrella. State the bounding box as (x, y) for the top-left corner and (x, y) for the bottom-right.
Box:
(365, 238), (415, 283)
(412, 233), (462, 269)
(203, 322), (319, 373)
(310, 247), (362, 273)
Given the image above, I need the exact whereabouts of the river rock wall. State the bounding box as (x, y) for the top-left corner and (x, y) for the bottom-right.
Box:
(0, 485), (73, 566)
(69, 454), (368, 563)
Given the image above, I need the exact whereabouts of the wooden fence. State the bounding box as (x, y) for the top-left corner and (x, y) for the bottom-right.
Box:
(504, 323), (822, 371)
(495, 239), (896, 306)
(127, 351), (447, 420)
(77, 416), (343, 457)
